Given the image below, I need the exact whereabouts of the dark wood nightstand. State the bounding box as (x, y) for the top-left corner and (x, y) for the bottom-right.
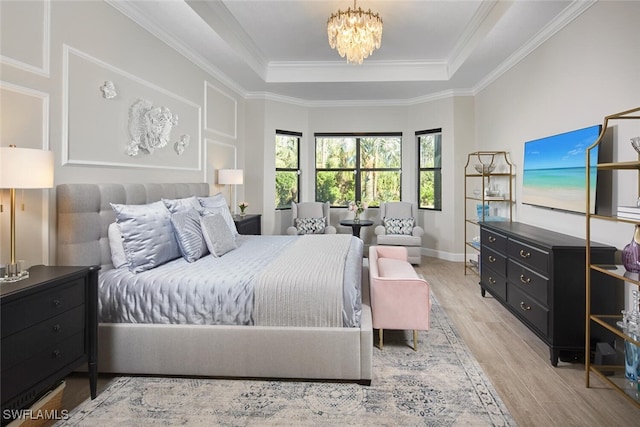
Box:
(233, 214), (261, 235)
(1, 265), (100, 423)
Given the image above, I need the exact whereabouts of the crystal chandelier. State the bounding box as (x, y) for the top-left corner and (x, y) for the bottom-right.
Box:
(327, 0), (383, 65)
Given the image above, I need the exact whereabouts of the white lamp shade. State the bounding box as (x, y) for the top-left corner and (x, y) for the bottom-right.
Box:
(0, 146), (54, 189)
(218, 169), (243, 185)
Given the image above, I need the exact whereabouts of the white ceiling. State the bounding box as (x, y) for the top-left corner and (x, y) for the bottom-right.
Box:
(107, 0), (594, 104)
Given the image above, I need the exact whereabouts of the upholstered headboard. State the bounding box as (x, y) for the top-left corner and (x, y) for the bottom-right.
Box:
(56, 183), (210, 271)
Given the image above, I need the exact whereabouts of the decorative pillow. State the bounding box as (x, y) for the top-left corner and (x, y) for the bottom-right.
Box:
(162, 196), (202, 214)
(170, 208), (208, 262)
(110, 201), (181, 273)
(198, 193), (239, 236)
(200, 213), (237, 257)
(107, 222), (127, 269)
(383, 217), (415, 235)
(295, 217), (326, 234)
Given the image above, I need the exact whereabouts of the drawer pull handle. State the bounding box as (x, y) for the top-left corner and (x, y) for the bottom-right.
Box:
(53, 324), (61, 332)
(520, 302), (531, 311)
(52, 350), (62, 359)
(489, 277), (496, 285)
(519, 249), (531, 259)
(488, 255), (496, 263)
(520, 275), (531, 284)
(52, 299), (62, 307)
(488, 236), (496, 243)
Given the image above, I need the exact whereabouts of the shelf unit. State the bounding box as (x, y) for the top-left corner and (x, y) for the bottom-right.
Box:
(464, 151), (513, 275)
(585, 106), (640, 407)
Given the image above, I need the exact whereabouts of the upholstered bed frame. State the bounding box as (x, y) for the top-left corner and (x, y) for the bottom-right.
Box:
(56, 183), (373, 384)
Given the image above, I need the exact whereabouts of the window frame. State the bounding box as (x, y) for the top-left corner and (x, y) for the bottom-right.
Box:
(417, 128), (443, 211)
(275, 129), (301, 210)
(314, 132), (403, 207)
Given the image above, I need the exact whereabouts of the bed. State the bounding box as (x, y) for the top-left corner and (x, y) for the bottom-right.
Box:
(56, 183), (373, 384)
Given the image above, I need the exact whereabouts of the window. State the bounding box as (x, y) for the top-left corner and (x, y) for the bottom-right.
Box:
(315, 133), (402, 207)
(275, 130), (300, 209)
(417, 128), (442, 210)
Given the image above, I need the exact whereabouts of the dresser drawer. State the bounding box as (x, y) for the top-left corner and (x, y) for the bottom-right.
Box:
(1, 305), (85, 371)
(481, 247), (506, 276)
(507, 285), (549, 336)
(1, 278), (85, 338)
(507, 260), (549, 306)
(481, 228), (507, 254)
(1, 331), (85, 401)
(507, 239), (549, 274)
(481, 267), (507, 301)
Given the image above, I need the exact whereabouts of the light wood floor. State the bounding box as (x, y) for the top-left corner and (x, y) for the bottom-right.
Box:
(55, 256), (639, 426)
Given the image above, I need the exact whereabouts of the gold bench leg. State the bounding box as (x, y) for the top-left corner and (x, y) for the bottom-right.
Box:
(413, 330), (418, 351)
(379, 328), (383, 350)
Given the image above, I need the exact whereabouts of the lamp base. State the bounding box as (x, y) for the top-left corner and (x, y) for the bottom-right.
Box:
(0, 262), (29, 283)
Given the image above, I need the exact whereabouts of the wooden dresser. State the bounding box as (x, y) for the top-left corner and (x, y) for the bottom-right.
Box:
(479, 222), (618, 366)
(1, 265), (99, 422)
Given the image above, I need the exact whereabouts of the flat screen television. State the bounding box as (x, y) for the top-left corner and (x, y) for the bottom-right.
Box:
(522, 124), (601, 214)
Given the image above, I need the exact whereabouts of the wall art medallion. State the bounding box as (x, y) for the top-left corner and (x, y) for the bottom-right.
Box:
(127, 99), (178, 156)
(174, 134), (190, 156)
(100, 81), (117, 99)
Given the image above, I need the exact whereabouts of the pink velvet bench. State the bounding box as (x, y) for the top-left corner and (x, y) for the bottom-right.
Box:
(369, 245), (431, 350)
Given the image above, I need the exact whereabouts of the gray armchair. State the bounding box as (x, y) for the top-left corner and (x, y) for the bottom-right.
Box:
(374, 202), (424, 264)
(287, 202), (337, 235)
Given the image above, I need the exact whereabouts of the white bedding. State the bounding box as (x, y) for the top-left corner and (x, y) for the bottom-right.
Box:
(98, 234), (363, 327)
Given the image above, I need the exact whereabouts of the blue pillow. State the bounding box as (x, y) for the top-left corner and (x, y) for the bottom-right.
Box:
(111, 201), (181, 273)
(171, 208), (208, 262)
(162, 196), (202, 214)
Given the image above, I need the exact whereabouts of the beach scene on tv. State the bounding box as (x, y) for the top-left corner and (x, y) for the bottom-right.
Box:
(522, 125), (600, 214)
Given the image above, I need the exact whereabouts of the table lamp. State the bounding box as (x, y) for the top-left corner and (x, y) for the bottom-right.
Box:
(0, 145), (54, 282)
(217, 169), (243, 213)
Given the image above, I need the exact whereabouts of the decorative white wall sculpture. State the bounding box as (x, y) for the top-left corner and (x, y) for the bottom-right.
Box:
(127, 99), (178, 156)
(174, 134), (190, 155)
(100, 80), (117, 99)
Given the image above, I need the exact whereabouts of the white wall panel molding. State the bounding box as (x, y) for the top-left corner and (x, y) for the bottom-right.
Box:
(204, 81), (237, 139)
(0, 80), (51, 265)
(204, 138), (238, 203)
(62, 45), (201, 170)
(0, 0), (50, 77)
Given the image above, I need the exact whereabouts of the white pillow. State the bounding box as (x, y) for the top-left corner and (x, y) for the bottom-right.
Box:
(198, 193), (239, 237)
(107, 222), (127, 269)
(200, 213), (237, 257)
(111, 201), (181, 273)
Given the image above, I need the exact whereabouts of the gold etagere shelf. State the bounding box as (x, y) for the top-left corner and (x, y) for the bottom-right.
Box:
(464, 151), (513, 275)
(585, 106), (640, 407)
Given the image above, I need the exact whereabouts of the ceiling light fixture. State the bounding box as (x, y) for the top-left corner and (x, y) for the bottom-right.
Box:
(327, 0), (383, 65)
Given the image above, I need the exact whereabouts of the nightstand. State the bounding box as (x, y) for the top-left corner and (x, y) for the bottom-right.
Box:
(1, 265), (100, 423)
(233, 214), (261, 235)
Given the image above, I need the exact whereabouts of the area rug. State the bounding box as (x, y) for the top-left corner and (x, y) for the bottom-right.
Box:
(56, 293), (516, 426)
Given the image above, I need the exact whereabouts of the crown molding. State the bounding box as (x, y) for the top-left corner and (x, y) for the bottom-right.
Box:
(473, 0), (596, 96)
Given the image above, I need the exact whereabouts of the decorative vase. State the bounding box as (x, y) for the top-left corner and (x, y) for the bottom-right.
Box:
(240, 210), (246, 217)
(622, 225), (640, 273)
(353, 213), (360, 223)
(623, 290), (640, 383)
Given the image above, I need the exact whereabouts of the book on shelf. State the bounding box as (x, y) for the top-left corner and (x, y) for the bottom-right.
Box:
(618, 205), (640, 213)
(617, 206), (640, 220)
